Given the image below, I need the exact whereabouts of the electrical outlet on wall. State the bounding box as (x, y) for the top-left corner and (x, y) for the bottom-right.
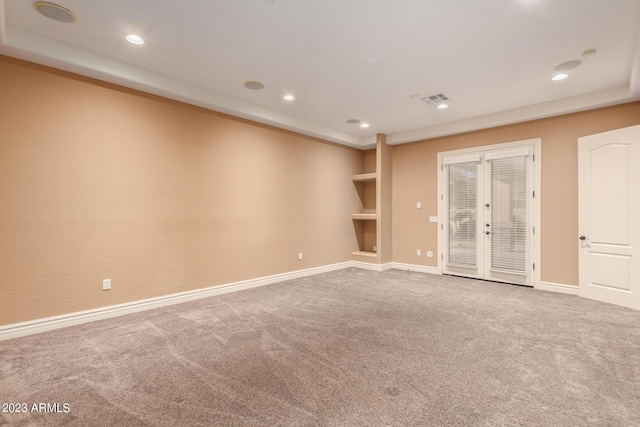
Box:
(298, 252), (303, 260)
(416, 249), (421, 256)
(103, 279), (111, 291)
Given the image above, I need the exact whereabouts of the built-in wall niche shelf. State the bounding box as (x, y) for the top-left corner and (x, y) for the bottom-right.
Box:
(352, 251), (377, 258)
(352, 172), (377, 182)
(351, 213), (377, 220)
(351, 141), (386, 264)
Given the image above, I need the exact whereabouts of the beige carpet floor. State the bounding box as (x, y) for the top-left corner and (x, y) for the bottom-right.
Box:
(1, 268), (639, 426)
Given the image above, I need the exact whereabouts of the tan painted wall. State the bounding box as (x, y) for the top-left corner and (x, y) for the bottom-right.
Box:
(4, 54), (640, 327)
(377, 134), (393, 264)
(363, 149), (376, 173)
(0, 56), (363, 326)
(391, 101), (640, 285)
(362, 150), (377, 253)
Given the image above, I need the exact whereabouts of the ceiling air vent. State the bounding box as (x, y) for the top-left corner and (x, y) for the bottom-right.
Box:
(422, 93), (449, 105)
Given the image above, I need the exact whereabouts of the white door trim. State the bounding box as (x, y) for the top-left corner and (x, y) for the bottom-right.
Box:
(437, 138), (541, 288)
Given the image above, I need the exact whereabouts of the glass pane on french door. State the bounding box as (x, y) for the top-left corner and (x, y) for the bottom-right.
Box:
(446, 161), (478, 268)
(489, 156), (528, 272)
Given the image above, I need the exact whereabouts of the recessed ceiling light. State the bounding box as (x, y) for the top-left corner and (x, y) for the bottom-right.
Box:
(34, 2), (77, 23)
(346, 119), (361, 124)
(283, 95), (295, 101)
(552, 73), (568, 81)
(244, 81), (265, 90)
(360, 123), (370, 128)
(125, 34), (145, 45)
(437, 104), (449, 109)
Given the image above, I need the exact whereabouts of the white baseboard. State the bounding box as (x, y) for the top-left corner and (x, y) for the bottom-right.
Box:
(351, 261), (394, 272)
(390, 262), (441, 275)
(381, 263), (394, 271)
(537, 281), (579, 295)
(0, 261), (353, 341)
(0, 260), (579, 341)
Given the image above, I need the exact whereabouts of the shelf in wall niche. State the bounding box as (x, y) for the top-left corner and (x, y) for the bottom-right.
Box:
(352, 173), (377, 182)
(352, 251), (378, 258)
(351, 213), (377, 220)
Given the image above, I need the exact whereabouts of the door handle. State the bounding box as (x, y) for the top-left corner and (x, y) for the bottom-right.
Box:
(579, 235), (588, 241)
(485, 231), (491, 235)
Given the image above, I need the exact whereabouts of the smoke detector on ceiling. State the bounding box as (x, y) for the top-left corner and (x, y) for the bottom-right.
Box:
(34, 2), (77, 23)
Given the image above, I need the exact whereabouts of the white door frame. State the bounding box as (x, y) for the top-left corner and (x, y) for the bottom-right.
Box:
(437, 138), (542, 288)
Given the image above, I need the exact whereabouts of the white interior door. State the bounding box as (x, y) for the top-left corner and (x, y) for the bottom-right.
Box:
(442, 144), (534, 286)
(578, 125), (640, 310)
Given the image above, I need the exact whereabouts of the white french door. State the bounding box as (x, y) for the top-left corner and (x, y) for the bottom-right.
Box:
(440, 143), (536, 286)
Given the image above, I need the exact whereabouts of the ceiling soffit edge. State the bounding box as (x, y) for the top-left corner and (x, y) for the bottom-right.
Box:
(1, 20), (639, 150)
(0, 27), (370, 149)
(387, 86), (637, 145)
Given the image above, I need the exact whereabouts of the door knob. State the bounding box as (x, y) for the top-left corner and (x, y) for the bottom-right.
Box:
(486, 223), (490, 227)
(485, 231), (491, 235)
(579, 235), (588, 241)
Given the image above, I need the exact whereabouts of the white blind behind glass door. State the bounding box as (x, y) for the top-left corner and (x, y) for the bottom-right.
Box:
(447, 162), (478, 266)
(489, 156), (527, 272)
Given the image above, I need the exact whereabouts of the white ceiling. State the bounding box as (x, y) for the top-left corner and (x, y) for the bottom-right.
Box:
(1, 0), (639, 148)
